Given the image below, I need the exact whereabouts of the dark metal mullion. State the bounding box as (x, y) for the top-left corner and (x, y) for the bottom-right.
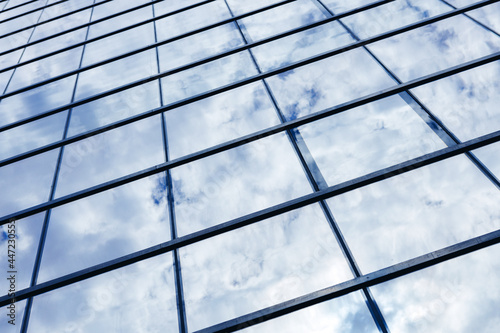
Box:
(320, 0), (500, 190)
(315, 0), (498, 329)
(0, 0), (67, 25)
(0, 51), (499, 226)
(220, 1), (327, 190)
(1, 0), (494, 134)
(224, 1), (388, 331)
(152, 3), (188, 332)
(403, 91), (500, 189)
(2, 128), (500, 309)
(0, 0), (215, 59)
(439, 0), (500, 37)
(19, 3), (96, 332)
(293, 1), (387, 331)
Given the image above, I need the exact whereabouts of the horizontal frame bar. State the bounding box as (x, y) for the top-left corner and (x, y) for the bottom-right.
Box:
(0, 50), (499, 225)
(1, 127), (500, 307)
(196, 227), (500, 332)
(0, 0), (211, 54)
(0, 10), (497, 168)
(0, 0), (297, 76)
(0, 0), (491, 132)
(0, 0), (38, 15)
(0, 0), (67, 25)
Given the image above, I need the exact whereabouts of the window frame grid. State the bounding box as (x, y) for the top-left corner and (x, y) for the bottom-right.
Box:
(1, 0), (499, 331)
(0, 0), (494, 131)
(1, 49), (499, 226)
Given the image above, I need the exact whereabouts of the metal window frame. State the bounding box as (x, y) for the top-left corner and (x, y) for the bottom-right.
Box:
(1, 51), (499, 225)
(1, 0), (495, 132)
(0, 0), (67, 24)
(0, 0), (211, 52)
(1, 1), (500, 331)
(0, 0), (298, 81)
(0, 0), (39, 14)
(1, 127), (499, 308)
(0, 0), (158, 40)
(196, 226), (500, 333)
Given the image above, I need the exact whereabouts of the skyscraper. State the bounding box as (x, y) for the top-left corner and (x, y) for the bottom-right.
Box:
(0, 0), (499, 331)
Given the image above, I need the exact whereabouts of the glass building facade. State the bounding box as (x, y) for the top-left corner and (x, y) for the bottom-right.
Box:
(0, 0), (499, 331)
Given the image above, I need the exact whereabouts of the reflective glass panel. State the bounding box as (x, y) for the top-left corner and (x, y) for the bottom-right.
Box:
(39, 174), (171, 282)
(372, 242), (500, 332)
(181, 204), (354, 331)
(240, 291), (378, 333)
(297, 95), (446, 186)
(171, 133), (312, 236)
(55, 115), (164, 198)
(265, 48), (395, 120)
(29, 253), (178, 333)
(327, 154), (500, 274)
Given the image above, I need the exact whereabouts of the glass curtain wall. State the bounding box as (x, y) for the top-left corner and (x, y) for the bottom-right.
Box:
(0, 0), (499, 332)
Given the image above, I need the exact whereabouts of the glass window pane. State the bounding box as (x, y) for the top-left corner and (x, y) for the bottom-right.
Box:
(82, 24), (155, 67)
(445, 0), (500, 35)
(90, 0), (150, 22)
(0, 30), (32, 53)
(41, 0), (94, 17)
(0, 48), (24, 69)
(7, 47), (83, 92)
(0, 111), (66, 159)
(0, 150), (58, 216)
(225, 0), (286, 15)
(0, 214), (44, 291)
(0, 300), (26, 333)
(154, 0), (231, 42)
(366, 15), (500, 82)
(160, 51), (257, 105)
(250, 20), (355, 72)
(157, 23), (244, 72)
(340, 0), (451, 39)
(297, 95), (447, 186)
(75, 50), (156, 100)
(0, 69), (14, 94)
(181, 204), (354, 331)
(472, 143), (500, 182)
(238, 0), (326, 41)
(327, 154), (500, 274)
(68, 81), (161, 136)
(411, 61), (500, 141)
(153, 0), (204, 16)
(24, 28), (88, 61)
(1, 1), (40, 20)
(0, 11), (41, 36)
(34, 8), (93, 40)
(265, 48), (395, 120)
(372, 242), (500, 332)
(240, 291), (378, 333)
(55, 115), (164, 198)
(171, 133), (312, 236)
(0, 75), (76, 126)
(321, 0), (378, 13)
(88, 2), (151, 38)
(38, 174), (171, 282)
(29, 253), (178, 333)
(165, 82), (280, 159)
